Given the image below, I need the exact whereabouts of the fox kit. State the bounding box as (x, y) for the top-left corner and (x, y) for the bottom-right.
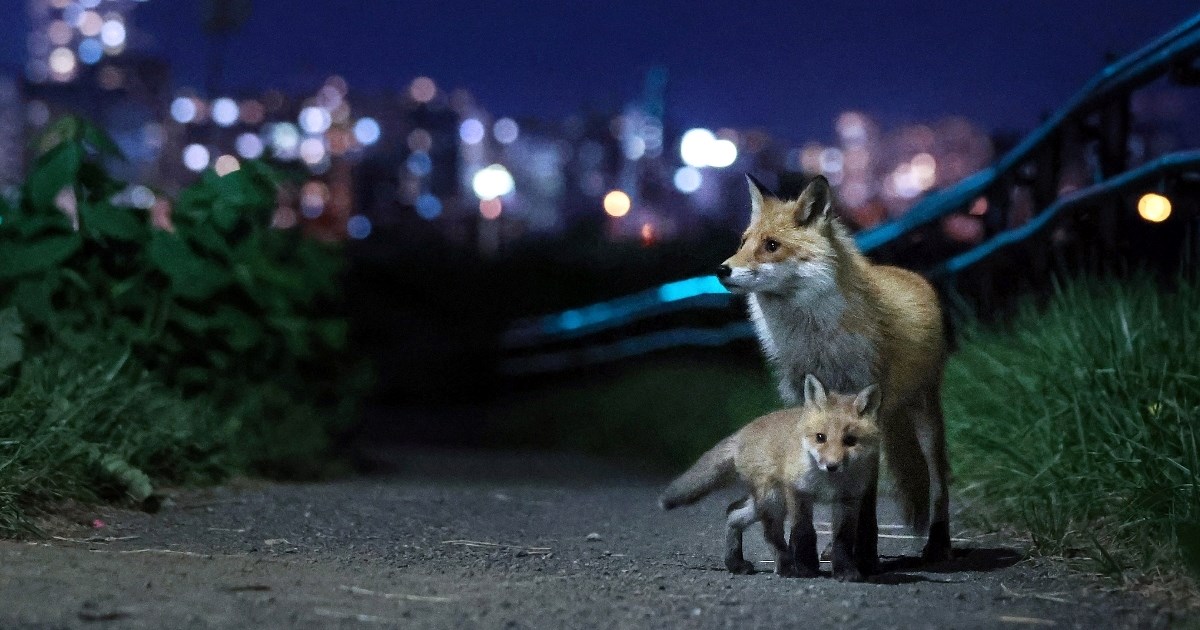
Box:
(717, 175), (952, 566)
(660, 375), (881, 582)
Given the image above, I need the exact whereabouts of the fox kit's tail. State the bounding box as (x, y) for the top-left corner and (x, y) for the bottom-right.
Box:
(659, 435), (738, 510)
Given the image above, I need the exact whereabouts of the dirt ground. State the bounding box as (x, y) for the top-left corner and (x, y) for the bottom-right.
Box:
(0, 448), (1183, 629)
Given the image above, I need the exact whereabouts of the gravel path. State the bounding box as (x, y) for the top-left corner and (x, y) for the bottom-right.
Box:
(0, 448), (1178, 629)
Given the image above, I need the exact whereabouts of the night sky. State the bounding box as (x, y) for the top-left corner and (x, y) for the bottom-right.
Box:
(4, 1), (1196, 142)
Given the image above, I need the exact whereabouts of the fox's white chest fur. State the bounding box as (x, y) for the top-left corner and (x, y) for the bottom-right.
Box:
(748, 288), (877, 404)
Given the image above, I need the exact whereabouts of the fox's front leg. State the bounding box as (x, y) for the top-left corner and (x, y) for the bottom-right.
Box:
(831, 496), (865, 582)
(757, 488), (799, 577)
(724, 496), (756, 574)
(788, 492), (820, 577)
(854, 462), (880, 576)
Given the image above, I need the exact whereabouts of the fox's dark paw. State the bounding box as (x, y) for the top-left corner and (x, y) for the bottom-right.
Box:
(855, 557), (880, 577)
(793, 564), (820, 579)
(775, 562), (802, 578)
(725, 558), (755, 575)
(921, 542), (953, 564)
(833, 565), (864, 582)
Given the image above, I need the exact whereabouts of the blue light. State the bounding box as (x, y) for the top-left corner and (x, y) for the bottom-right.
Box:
(78, 39), (103, 66)
(406, 151), (433, 177)
(415, 193), (442, 220)
(658, 276), (727, 302)
(559, 310), (584, 330)
(347, 215), (372, 239)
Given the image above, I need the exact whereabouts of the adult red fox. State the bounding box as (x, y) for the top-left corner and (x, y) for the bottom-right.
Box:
(716, 174), (952, 568)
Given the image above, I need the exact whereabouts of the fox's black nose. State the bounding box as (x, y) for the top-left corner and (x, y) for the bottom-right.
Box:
(716, 264), (732, 279)
(825, 463), (839, 472)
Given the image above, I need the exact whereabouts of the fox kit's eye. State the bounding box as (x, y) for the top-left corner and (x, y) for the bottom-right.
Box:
(764, 238), (780, 253)
(815, 433), (826, 444)
(843, 435), (858, 447)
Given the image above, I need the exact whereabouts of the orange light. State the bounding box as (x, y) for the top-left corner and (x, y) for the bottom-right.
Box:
(640, 222), (655, 246)
(603, 190), (631, 217)
(1137, 193), (1171, 223)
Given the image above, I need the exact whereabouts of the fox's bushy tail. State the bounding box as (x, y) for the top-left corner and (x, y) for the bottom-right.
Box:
(659, 435), (738, 510)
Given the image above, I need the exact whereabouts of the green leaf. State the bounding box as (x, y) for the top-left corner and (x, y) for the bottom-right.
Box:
(81, 120), (126, 161)
(25, 142), (82, 211)
(147, 231), (231, 300)
(0, 233), (82, 279)
(80, 202), (145, 241)
(12, 274), (60, 324)
(212, 305), (264, 352)
(0, 307), (23, 371)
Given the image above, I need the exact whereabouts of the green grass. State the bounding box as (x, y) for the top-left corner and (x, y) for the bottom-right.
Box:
(943, 273), (1200, 590)
(0, 342), (235, 536)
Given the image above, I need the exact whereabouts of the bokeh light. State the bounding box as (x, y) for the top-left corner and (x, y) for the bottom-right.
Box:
(347, 215), (372, 239)
(679, 128), (715, 167)
(182, 144), (210, 172)
(100, 20), (126, 48)
(406, 151), (433, 176)
(459, 119), (485, 144)
(673, 166), (703, 193)
(49, 47), (76, 75)
(1138, 193), (1171, 223)
(603, 190), (631, 217)
(493, 118), (519, 144)
(170, 97), (197, 123)
(211, 97), (239, 127)
(213, 155), (240, 177)
(415, 193), (443, 220)
(235, 132), (264, 159)
(299, 106), (332, 135)
(77, 39), (103, 65)
(353, 117), (381, 145)
(472, 164), (515, 199)
(299, 138), (326, 165)
(479, 197), (503, 220)
(707, 139), (738, 168)
(410, 76), (437, 103)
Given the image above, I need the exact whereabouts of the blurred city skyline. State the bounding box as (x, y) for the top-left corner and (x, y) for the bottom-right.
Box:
(2, 0), (1195, 143)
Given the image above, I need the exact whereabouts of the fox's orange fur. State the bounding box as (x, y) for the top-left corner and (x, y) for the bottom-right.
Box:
(717, 175), (952, 565)
(661, 375), (881, 580)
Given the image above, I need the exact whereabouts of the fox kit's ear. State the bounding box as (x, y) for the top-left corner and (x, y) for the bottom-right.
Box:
(854, 384), (881, 417)
(746, 174), (771, 222)
(796, 175), (832, 226)
(803, 374), (828, 409)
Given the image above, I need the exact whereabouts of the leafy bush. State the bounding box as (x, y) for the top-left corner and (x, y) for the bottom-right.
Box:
(0, 117), (367, 533)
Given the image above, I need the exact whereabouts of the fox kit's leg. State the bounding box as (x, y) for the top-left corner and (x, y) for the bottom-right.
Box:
(831, 495), (865, 582)
(788, 492), (820, 577)
(917, 388), (953, 563)
(724, 496), (757, 574)
(755, 486), (798, 577)
(854, 459), (881, 576)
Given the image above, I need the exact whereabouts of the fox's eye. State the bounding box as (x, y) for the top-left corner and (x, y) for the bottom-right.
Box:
(843, 435), (858, 447)
(815, 433), (826, 444)
(764, 239), (780, 253)
(740, 236), (748, 247)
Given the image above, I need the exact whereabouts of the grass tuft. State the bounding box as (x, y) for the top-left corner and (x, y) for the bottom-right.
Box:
(944, 273), (1200, 594)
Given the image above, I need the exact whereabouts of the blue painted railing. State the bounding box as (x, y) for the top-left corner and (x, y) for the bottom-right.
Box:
(500, 13), (1200, 374)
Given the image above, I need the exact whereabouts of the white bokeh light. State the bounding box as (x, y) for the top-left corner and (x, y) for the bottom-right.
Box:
(353, 117), (381, 145)
(210, 97), (239, 127)
(235, 132), (264, 159)
(298, 106), (332, 135)
(679, 128), (715, 168)
(459, 118), (485, 144)
(471, 164), (515, 199)
(673, 166), (703, 193)
(170, 97), (196, 123)
(493, 118), (519, 144)
(182, 144), (210, 172)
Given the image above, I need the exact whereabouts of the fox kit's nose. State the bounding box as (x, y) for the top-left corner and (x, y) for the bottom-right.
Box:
(716, 264), (732, 279)
(824, 462), (840, 472)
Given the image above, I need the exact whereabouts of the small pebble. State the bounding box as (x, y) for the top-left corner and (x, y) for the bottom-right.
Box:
(586, 532), (602, 542)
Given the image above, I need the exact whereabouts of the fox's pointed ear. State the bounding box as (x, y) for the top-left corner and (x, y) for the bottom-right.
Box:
(803, 374), (827, 409)
(746, 174), (771, 221)
(854, 384), (881, 417)
(796, 175), (833, 225)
